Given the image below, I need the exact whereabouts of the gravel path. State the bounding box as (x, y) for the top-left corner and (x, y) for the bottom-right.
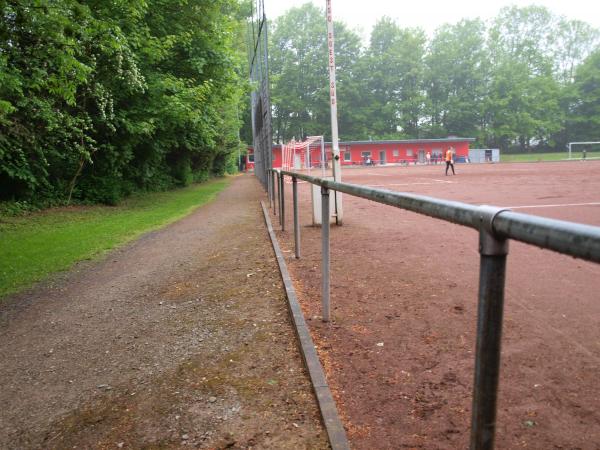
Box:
(0, 174), (328, 449)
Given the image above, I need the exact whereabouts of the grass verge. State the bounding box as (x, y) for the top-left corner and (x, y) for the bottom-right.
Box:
(0, 177), (231, 298)
(500, 151), (600, 162)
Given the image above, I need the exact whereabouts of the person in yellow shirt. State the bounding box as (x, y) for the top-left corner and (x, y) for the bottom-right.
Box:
(445, 147), (455, 175)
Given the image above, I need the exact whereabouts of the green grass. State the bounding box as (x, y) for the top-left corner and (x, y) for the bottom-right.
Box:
(500, 151), (600, 162)
(0, 177), (231, 298)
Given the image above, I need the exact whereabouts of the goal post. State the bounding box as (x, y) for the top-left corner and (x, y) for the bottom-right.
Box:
(282, 136), (336, 225)
(281, 136), (326, 172)
(568, 141), (600, 159)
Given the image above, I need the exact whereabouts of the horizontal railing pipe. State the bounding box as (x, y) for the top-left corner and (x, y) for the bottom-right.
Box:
(277, 169), (600, 263)
(492, 211), (600, 262)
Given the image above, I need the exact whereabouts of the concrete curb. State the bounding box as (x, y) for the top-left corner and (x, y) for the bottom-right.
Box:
(260, 201), (350, 450)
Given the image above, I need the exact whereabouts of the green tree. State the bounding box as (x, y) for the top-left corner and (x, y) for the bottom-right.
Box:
(569, 48), (600, 142)
(395, 27), (427, 138)
(553, 19), (600, 84)
(361, 17), (403, 137)
(269, 2), (363, 143)
(269, 3), (327, 143)
(424, 19), (488, 140)
(549, 19), (599, 149)
(328, 21), (363, 141)
(0, 0), (247, 205)
(485, 6), (562, 151)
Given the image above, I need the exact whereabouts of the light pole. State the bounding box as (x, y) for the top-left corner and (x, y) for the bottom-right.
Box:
(325, 0), (343, 224)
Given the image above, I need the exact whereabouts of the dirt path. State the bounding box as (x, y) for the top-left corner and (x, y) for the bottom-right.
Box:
(0, 174), (328, 449)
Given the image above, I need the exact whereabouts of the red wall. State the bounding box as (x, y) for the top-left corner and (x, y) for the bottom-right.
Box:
(337, 141), (470, 165)
(273, 145), (282, 168)
(245, 145), (283, 169)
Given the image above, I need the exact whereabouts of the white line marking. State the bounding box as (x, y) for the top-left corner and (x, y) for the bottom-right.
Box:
(506, 202), (600, 209)
(366, 181), (455, 187)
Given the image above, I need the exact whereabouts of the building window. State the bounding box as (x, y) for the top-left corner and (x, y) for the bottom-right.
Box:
(392, 149), (399, 157)
(344, 151), (351, 162)
(406, 149), (414, 157)
(248, 154), (254, 162)
(361, 151), (372, 158)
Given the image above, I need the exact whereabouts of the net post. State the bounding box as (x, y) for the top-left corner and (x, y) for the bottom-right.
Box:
(321, 186), (331, 322)
(470, 206), (510, 450)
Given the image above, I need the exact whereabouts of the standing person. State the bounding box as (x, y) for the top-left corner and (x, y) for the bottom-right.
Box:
(445, 147), (455, 175)
(426, 151), (431, 165)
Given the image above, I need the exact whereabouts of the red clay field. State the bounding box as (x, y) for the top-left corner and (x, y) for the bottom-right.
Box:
(271, 161), (600, 449)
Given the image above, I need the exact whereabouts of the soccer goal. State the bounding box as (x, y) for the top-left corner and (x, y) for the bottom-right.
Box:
(282, 135), (339, 225)
(282, 136), (333, 176)
(568, 141), (600, 159)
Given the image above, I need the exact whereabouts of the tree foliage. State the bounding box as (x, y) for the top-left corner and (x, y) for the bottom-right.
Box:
(1, 0), (247, 205)
(569, 48), (600, 141)
(269, 4), (600, 153)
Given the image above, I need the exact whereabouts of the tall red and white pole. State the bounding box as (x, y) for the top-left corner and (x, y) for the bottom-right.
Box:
(326, 0), (343, 224)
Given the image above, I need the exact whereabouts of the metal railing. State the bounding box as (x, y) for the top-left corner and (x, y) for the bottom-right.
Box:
(267, 168), (600, 450)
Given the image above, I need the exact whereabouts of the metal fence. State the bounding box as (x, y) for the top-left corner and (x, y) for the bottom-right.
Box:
(267, 168), (600, 450)
(247, 0), (273, 188)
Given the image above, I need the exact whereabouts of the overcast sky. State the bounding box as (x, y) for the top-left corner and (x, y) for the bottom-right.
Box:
(262, 0), (600, 39)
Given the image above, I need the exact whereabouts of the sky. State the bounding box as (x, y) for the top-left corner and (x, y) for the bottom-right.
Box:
(262, 0), (600, 39)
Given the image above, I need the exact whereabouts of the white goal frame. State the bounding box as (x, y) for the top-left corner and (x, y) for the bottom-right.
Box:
(568, 141), (600, 159)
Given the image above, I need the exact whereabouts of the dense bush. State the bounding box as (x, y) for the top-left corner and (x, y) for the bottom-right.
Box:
(0, 0), (247, 206)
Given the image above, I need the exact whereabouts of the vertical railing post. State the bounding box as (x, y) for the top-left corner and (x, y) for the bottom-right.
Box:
(293, 176), (301, 259)
(272, 170), (277, 214)
(267, 170), (273, 210)
(321, 186), (331, 322)
(470, 207), (510, 450)
(280, 171), (285, 230)
(274, 171), (279, 216)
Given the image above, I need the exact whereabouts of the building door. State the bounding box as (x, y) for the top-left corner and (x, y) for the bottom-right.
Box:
(418, 149), (425, 163)
(294, 153), (301, 169)
(379, 150), (386, 165)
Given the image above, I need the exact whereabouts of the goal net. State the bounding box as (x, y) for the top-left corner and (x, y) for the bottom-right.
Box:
(568, 141), (600, 159)
(282, 136), (334, 177)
